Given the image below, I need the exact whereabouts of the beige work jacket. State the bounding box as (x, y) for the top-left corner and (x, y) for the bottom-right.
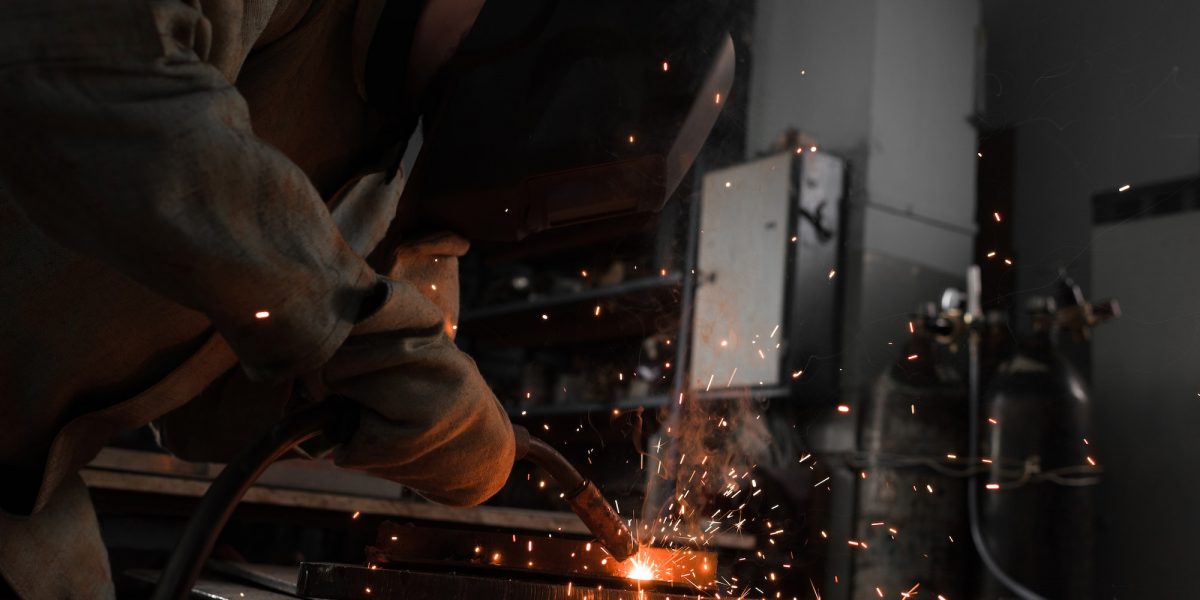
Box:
(0, 1), (514, 597)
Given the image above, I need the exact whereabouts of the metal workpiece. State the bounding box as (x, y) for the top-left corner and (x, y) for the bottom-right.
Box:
(514, 426), (638, 562)
(366, 524), (716, 590)
(297, 563), (703, 600)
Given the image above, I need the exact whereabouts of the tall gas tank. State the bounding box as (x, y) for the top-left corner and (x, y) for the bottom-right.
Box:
(853, 296), (969, 600)
(978, 276), (1117, 600)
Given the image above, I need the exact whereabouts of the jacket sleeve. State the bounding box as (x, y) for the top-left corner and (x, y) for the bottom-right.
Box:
(0, 0), (374, 381)
(317, 237), (516, 507)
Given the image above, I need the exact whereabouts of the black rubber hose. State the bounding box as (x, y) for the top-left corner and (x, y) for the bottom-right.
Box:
(966, 324), (1047, 600)
(151, 398), (358, 600)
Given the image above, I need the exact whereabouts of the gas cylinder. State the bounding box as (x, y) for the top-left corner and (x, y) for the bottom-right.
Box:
(852, 295), (969, 600)
(977, 276), (1117, 600)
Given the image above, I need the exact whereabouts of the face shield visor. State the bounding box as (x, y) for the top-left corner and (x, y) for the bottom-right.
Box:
(386, 0), (735, 242)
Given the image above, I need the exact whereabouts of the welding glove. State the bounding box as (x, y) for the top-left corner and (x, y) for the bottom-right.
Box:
(308, 234), (516, 507)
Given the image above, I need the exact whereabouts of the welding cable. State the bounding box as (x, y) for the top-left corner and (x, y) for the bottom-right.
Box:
(966, 320), (1048, 600)
(152, 398), (359, 600)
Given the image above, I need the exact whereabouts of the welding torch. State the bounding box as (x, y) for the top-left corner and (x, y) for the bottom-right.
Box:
(153, 401), (636, 600)
(512, 424), (639, 562)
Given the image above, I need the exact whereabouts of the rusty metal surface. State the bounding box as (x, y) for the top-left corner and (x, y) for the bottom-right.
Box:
(368, 523), (716, 590)
(296, 563), (713, 600)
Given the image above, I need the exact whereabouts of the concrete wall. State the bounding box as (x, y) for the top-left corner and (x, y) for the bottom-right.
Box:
(983, 1), (1200, 596)
(749, 3), (981, 597)
(750, 0), (980, 392)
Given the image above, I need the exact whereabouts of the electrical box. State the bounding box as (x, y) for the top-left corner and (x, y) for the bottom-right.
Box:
(689, 151), (844, 396)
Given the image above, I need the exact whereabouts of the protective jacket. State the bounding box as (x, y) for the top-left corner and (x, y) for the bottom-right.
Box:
(0, 1), (515, 597)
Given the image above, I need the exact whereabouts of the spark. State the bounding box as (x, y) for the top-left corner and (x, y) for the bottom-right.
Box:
(977, 152), (983, 158)
(836, 404), (851, 413)
(814, 476), (831, 488)
(946, 454), (958, 460)
(907, 354), (919, 361)
(724, 181), (732, 188)
(581, 270), (588, 277)
(715, 92), (722, 104)
(987, 418), (998, 425)
(594, 305), (602, 317)
(430, 284), (437, 291)
(985, 483), (1001, 490)
(993, 211), (1002, 223)
(628, 135), (636, 144)
(541, 314), (549, 320)
(662, 61), (670, 72)
(726, 368), (738, 386)
(810, 146), (818, 152)
(1086, 456), (1097, 466)
(351, 511), (360, 520)
(792, 370), (803, 379)
(254, 310), (270, 319)
(828, 269), (837, 280)
(628, 556), (657, 580)
(986, 251), (996, 258)
(1004, 258), (1013, 265)
(1118, 184), (1131, 192)
(908, 321), (915, 333)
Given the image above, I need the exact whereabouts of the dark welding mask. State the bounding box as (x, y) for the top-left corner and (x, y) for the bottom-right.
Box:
(367, 0), (735, 242)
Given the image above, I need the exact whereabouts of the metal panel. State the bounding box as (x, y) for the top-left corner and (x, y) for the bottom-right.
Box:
(691, 153), (792, 389)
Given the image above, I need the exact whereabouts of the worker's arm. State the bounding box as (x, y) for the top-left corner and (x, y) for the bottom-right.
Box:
(0, 0), (374, 380)
(156, 234), (515, 506)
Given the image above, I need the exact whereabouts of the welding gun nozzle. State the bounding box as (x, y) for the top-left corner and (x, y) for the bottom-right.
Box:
(512, 425), (638, 562)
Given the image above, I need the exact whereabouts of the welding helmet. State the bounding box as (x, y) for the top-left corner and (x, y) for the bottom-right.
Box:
(366, 0), (735, 242)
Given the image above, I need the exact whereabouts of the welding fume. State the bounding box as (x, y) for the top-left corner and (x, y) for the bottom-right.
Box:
(0, 0), (731, 597)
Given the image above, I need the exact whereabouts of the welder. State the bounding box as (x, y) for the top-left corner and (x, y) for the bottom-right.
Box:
(0, 0), (731, 597)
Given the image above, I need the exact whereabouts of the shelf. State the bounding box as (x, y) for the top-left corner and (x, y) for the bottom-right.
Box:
(505, 395), (669, 418)
(461, 273), (682, 321)
(458, 275), (683, 348)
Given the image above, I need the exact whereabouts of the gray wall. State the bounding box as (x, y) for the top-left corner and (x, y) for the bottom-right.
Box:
(984, 0), (1200, 596)
(749, 3), (980, 597)
(750, 0), (979, 394)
